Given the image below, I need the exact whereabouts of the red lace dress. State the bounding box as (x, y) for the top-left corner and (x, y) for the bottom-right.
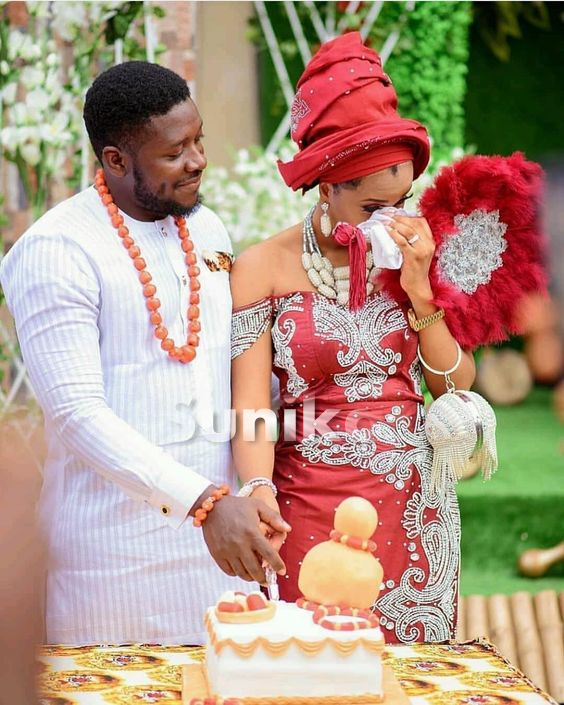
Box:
(232, 290), (460, 644)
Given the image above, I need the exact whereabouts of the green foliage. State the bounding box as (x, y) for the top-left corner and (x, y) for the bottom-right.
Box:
(473, 1), (550, 62)
(385, 2), (472, 165)
(104, 1), (143, 43)
(464, 1), (564, 159)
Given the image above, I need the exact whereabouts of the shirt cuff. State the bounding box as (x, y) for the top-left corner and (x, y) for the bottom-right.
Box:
(147, 461), (213, 530)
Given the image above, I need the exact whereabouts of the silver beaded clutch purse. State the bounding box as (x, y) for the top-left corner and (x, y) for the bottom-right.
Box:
(424, 389), (498, 495)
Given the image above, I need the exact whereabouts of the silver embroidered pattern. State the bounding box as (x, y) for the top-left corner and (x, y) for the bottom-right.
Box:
(334, 360), (387, 402)
(231, 298), (273, 360)
(312, 293), (406, 398)
(272, 293), (309, 399)
(290, 89), (311, 135)
(297, 407), (428, 485)
(375, 398), (460, 643)
(376, 485), (460, 643)
(318, 137), (408, 174)
(438, 209), (508, 294)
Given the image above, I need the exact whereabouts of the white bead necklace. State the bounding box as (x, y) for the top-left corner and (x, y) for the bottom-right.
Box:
(301, 207), (379, 307)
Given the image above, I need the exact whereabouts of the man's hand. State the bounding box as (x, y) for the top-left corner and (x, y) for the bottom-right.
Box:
(200, 493), (291, 584)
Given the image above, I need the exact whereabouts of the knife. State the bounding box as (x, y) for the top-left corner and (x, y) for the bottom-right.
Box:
(264, 565), (280, 601)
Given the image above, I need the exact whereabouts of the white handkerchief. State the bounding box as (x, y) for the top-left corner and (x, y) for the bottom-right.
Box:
(357, 207), (410, 270)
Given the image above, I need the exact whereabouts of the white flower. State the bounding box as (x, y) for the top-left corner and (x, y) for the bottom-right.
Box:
(29, 44), (42, 61)
(11, 102), (31, 125)
(19, 141), (41, 166)
(8, 30), (31, 61)
(26, 88), (50, 112)
(44, 70), (63, 99)
(17, 126), (38, 144)
(21, 66), (44, 90)
(27, 1), (50, 19)
(39, 112), (70, 144)
(51, 2), (87, 41)
(0, 60), (9, 76)
(1, 126), (18, 149)
(1, 82), (17, 105)
(46, 53), (58, 69)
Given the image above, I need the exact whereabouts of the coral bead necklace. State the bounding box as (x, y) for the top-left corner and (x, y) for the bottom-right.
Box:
(95, 168), (201, 364)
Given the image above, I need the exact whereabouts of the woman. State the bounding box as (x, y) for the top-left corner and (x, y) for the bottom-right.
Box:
(230, 32), (475, 643)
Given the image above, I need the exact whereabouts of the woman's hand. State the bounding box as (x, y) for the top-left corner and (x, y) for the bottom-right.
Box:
(385, 215), (436, 301)
(252, 485), (288, 553)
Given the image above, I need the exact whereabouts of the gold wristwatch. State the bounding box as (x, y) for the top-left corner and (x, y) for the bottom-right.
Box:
(407, 307), (445, 332)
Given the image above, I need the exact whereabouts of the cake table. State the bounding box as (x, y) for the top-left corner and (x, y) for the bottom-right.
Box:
(37, 639), (558, 705)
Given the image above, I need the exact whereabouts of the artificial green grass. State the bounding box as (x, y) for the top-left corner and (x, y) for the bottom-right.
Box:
(458, 386), (564, 596)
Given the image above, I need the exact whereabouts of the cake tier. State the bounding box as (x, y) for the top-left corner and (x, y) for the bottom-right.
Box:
(205, 600), (384, 700)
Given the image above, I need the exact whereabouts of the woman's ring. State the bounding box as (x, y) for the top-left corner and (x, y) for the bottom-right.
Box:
(407, 234), (420, 245)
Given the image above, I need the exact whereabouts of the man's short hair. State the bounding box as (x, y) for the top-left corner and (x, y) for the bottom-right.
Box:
(84, 61), (191, 162)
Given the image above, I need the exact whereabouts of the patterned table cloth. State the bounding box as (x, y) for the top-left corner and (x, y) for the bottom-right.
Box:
(37, 640), (557, 705)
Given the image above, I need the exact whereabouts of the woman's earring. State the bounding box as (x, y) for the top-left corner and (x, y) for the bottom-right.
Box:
(320, 202), (332, 237)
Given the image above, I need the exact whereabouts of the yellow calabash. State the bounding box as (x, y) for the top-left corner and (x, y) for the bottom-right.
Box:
(298, 541), (383, 609)
(334, 496), (378, 539)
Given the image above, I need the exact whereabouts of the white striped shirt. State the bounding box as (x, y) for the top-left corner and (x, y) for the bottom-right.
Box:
(0, 186), (249, 645)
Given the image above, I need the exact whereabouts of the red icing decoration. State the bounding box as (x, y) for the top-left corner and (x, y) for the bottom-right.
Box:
(217, 601), (245, 613)
(247, 594), (268, 611)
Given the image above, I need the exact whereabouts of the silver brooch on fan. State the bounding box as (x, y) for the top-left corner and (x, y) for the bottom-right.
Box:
(438, 209), (508, 294)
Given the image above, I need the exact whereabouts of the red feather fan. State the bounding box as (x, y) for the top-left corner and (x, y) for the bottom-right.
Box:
(379, 152), (548, 350)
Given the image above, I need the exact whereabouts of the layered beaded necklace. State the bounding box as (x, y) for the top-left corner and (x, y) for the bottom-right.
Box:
(95, 169), (201, 364)
(301, 207), (378, 307)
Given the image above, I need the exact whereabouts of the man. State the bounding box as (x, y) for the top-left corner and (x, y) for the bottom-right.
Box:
(0, 61), (288, 645)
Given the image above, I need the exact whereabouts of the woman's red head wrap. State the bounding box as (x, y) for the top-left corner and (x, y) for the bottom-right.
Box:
(278, 32), (430, 191)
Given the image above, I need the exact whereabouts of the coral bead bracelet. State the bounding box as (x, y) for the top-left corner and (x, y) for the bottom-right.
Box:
(193, 484), (230, 527)
(95, 169), (201, 364)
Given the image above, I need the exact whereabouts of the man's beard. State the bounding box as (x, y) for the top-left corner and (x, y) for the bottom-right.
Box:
(133, 163), (203, 218)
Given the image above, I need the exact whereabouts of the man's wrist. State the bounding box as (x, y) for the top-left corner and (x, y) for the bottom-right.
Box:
(188, 484), (216, 517)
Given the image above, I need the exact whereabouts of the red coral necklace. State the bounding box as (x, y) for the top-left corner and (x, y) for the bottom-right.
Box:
(95, 168), (201, 364)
